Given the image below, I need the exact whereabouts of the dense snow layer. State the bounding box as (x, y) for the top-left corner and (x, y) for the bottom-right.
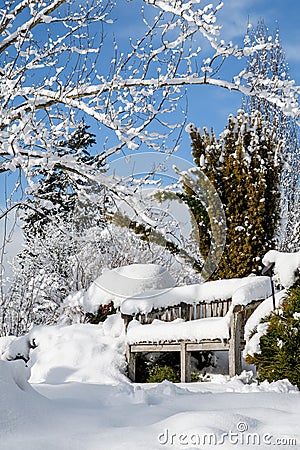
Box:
(27, 320), (127, 384)
(1, 365), (299, 450)
(0, 317), (128, 385)
(0, 360), (33, 392)
(121, 276), (272, 316)
(263, 250), (300, 288)
(127, 316), (230, 344)
(0, 334), (32, 362)
(65, 264), (176, 313)
(1, 315), (299, 449)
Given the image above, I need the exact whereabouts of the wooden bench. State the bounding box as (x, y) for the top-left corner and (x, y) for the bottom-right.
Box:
(122, 298), (263, 382)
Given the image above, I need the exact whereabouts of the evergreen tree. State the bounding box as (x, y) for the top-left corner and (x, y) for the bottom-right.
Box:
(1, 122), (108, 334)
(124, 110), (282, 280)
(181, 110), (281, 279)
(23, 120), (100, 235)
(243, 19), (300, 251)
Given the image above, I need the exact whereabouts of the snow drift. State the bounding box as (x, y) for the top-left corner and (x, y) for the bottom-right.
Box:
(28, 319), (127, 384)
(1, 316), (127, 385)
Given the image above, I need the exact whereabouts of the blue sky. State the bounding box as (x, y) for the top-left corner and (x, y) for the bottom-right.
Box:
(182, 0), (300, 144)
(1, 1), (300, 205)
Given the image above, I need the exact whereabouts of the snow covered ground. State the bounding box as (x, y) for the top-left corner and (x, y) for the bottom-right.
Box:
(1, 360), (299, 450)
(1, 316), (299, 450)
(2, 257), (300, 450)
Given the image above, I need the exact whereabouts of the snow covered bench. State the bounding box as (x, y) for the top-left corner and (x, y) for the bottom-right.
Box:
(121, 276), (273, 382)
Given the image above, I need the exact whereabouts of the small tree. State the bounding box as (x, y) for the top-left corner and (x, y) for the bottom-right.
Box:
(246, 282), (300, 388)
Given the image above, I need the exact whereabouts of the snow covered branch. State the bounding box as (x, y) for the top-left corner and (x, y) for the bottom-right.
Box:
(0, 0), (299, 215)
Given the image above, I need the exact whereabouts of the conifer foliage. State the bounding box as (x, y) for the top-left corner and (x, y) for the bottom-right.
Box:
(183, 109), (281, 279)
(23, 121), (99, 235)
(246, 282), (300, 388)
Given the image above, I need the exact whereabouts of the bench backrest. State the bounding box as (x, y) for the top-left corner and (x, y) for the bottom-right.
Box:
(126, 298), (232, 325)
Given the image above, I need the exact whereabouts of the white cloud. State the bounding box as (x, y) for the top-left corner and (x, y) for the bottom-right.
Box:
(217, 0), (261, 41)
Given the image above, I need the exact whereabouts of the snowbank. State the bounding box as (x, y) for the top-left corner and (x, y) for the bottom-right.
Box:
(0, 335), (32, 362)
(0, 315), (128, 385)
(213, 371), (298, 393)
(121, 276), (272, 316)
(65, 263), (176, 313)
(0, 360), (50, 446)
(127, 316), (230, 344)
(28, 316), (127, 384)
(263, 250), (300, 288)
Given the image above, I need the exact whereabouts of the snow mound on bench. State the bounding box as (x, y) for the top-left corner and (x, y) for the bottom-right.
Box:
(121, 276), (272, 316)
(66, 264), (176, 313)
(127, 316), (230, 344)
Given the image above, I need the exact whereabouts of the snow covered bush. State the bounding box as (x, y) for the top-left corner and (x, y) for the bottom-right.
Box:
(27, 320), (127, 384)
(246, 282), (300, 387)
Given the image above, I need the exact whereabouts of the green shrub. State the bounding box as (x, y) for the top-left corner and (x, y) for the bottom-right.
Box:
(134, 351), (215, 383)
(147, 365), (181, 383)
(135, 352), (180, 383)
(146, 365), (201, 383)
(246, 282), (300, 387)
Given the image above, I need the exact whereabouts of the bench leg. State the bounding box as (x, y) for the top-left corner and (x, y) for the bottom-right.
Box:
(229, 340), (242, 377)
(229, 309), (243, 377)
(126, 346), (136, 382)
(180, 342), (191, 382)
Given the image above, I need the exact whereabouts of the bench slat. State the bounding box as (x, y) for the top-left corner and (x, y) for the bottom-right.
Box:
(135, 299), (232, 325)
